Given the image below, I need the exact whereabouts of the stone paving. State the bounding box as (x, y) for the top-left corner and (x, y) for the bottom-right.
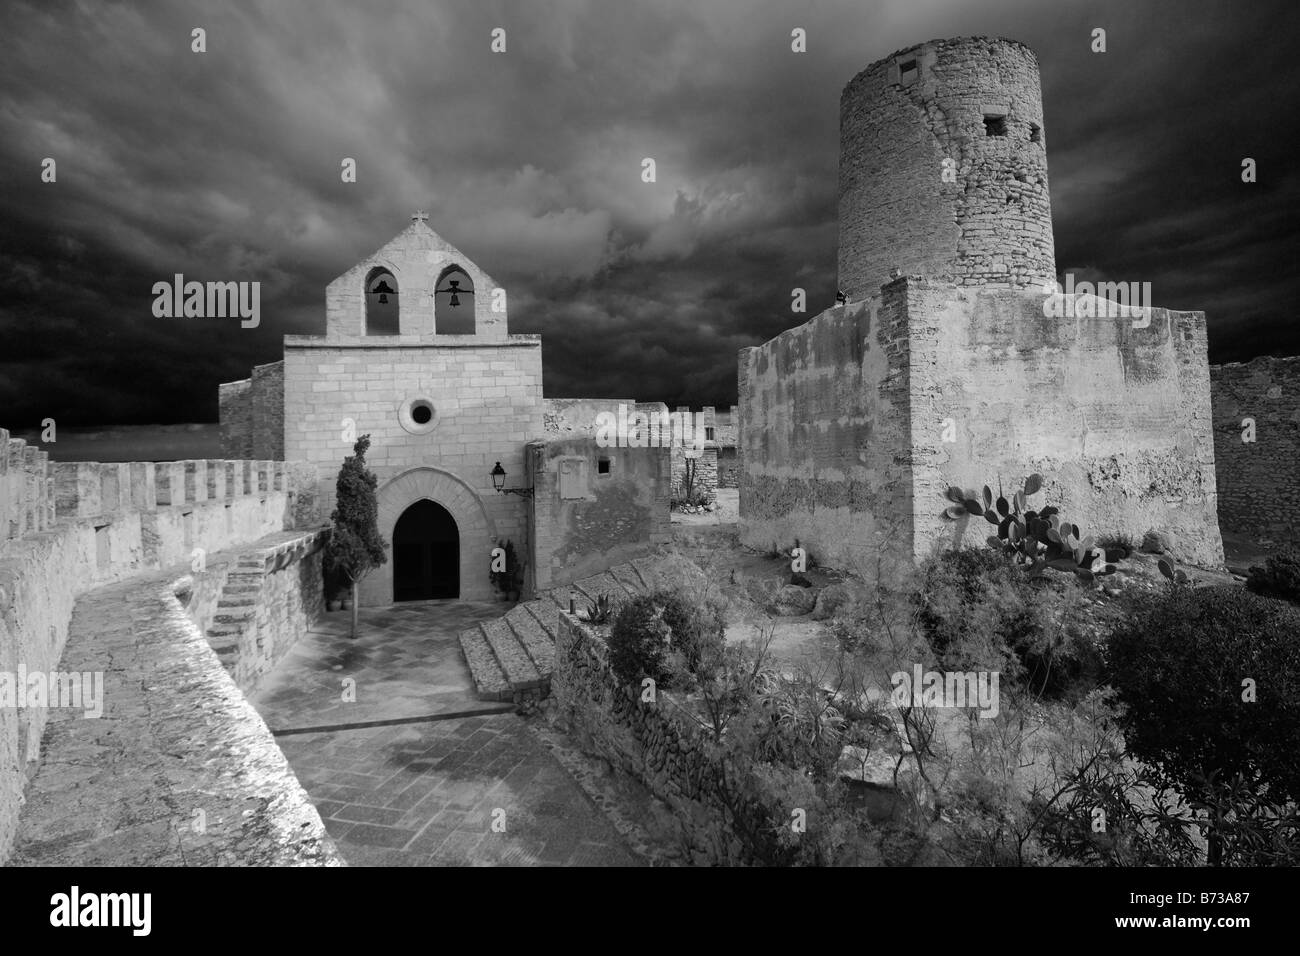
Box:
(255, 600), (645, 866)
(10, 561), (340, 866)
(252, 601), (513, 732)
(278, 715), (643, 866)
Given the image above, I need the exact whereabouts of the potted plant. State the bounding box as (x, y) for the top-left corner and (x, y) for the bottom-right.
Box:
(490, 538), (526, 602)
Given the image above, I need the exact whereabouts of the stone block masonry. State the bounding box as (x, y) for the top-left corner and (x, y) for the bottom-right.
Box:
(219, 359), (285, 459)
(739, 276), (1223, 585)
(0, 428), (322, 864)
(838, 37), (1055, 299)
(1211, 355), (1300, 546)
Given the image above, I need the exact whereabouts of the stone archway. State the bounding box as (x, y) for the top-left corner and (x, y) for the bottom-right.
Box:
(361, 467), (496, 606)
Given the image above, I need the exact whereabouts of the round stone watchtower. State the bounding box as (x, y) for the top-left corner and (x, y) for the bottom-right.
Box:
(837, 36), (1056, 299)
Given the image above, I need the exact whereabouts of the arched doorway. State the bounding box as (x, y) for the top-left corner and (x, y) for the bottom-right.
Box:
(392, 499), (459, 601)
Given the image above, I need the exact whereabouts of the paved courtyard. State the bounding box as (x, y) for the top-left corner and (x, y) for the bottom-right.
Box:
(252, 601), (644, 866)
(252, 601), (511, 732)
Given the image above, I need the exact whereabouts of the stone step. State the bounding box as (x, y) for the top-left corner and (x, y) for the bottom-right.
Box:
(524, 599), (561, 642)
(219, 594), (257, 607)
(505, 603), (555, 676)
(630, 556), (670, 591)
(213, 608), (255, 624)
(458, 628), (512, 702)
(575, 572), (627, 605)
(608, 563), (646, 596)
(207, 624), (244, 638)
(480, 618), (542, 689)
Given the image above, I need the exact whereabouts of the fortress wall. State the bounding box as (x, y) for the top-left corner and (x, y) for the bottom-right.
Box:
(251, 360), (286, 460)
(0, 431), (54, 547)
(907, 279), (1223, 567)
(219, 379), (254, 459)
(738, 288), (915, 584)
(0, 441), (321, 862)
(839, 37), (1054, 299)
(1210, 355), (1300, 545)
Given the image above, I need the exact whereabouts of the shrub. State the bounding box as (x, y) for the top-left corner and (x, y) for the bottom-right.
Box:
(914, 548), (1102, 699)
(1107, 585), (1300, 861)
(1247, 547), (1300, 605)
(607, 594), (674, 687)
(1096, 531), (1137, 561)
(657, 592), (726, 678)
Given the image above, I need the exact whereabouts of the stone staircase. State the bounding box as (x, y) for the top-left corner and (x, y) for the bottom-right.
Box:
(204, 530), (325, 685)
(458, 558), (675, 702)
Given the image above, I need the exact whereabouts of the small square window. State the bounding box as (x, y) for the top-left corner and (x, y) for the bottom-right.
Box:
(899, 59), (918, 84)
(597, 457), (611, 475)
(984, 114), (1008, 137)
(705, 427), (715, 441)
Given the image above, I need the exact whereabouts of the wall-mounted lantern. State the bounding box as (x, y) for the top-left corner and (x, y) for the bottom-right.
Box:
(491, 461), (533, 498)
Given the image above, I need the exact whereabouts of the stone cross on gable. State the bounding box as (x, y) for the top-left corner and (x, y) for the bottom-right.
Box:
(412, 209), (429, 223)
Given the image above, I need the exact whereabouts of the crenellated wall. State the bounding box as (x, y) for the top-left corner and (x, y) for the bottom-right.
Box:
(0, 429), (322, 862)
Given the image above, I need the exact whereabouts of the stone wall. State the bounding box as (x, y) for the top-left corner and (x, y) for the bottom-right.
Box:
(219, 379), (254, 459)
(528, 437), (672, 593)
(219, 361), (286, 460)
(739, 277), (1223, 583)
(0, 437), (321, 862)
(283, 337), (543, 606)
(739, 288), (914, 583)
(1210, 355), (1300, 544)
(0, 430), (53, 544)
(184, 530), (327, 695)
(325, 218), (509, 341)
(716, 447), (739, 488)
(838, 36), (1054, 299)
(550, 611), (743, 865)
(669, 447), (717, 501)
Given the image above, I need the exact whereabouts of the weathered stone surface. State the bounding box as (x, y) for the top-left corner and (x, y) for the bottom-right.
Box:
(839, 37), (1054, 299)
(8, 564), (342, 867)
(1210, 355), (1300, 545)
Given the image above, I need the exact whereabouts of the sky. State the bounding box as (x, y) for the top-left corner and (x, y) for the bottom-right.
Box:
(0, 0), (1296, 426)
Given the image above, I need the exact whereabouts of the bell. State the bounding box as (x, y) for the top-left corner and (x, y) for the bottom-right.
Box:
(372, 279), (395, 305)
(448, 279), (461, 307)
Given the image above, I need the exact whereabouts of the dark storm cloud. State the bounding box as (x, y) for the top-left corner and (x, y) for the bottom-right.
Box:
(0, 0), (1294, 425)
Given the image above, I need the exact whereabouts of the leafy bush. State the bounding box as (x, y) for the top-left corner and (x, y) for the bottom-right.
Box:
(1107, 585), (1300, 861)
(607, 594), (675, 687)
(914, 548), (1102, 700)
(1247, 547), (1300, 605)
(657, 592), (726, 678)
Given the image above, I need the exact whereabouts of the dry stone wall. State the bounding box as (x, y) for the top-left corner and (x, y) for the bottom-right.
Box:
(549, 611), (745, 865)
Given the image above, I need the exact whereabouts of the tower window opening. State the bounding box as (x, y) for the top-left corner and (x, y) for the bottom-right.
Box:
(899, 59), (918, 83)
(984, 114), (1008, 137)
(597, 457), (611, 475)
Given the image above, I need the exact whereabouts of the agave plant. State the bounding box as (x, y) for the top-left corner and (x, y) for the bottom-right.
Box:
(942, 473), (1120, 584)
(577, 593), (617, 625)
